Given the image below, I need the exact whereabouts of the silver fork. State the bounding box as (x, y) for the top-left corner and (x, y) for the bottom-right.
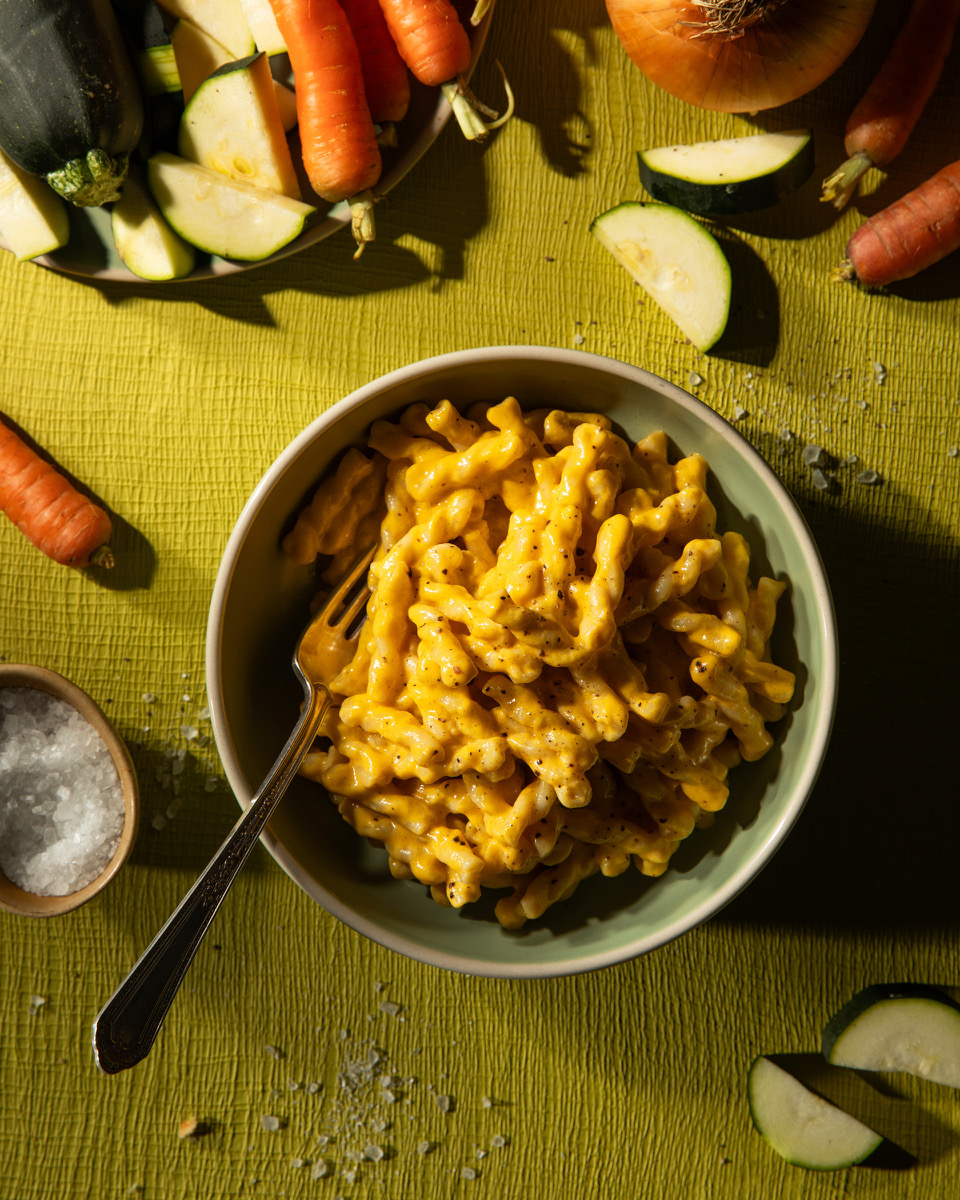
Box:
(92, 544), (376, 1075)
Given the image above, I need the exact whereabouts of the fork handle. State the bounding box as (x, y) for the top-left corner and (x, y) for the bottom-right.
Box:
(92, 685), (330, 1075)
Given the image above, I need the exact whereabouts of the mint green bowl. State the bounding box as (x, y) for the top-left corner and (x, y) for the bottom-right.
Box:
(206, 347), (837, 977)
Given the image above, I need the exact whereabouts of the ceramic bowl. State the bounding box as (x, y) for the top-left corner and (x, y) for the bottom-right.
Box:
(0, 664), (139, 917)
(206, 347), (838, 977)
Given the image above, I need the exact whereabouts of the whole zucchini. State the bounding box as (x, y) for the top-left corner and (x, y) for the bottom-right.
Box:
(0, 0), (144, 207)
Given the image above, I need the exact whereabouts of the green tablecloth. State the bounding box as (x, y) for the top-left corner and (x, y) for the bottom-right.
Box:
(2, 2), (959, 1196)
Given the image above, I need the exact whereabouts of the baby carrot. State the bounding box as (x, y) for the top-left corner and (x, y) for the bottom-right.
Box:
(822, 0), (960, 209)
(835, 158), (960, 287)
(268, 0), (381, 204)
(342, 0), (411, 125)
(0, 416), (113, 568)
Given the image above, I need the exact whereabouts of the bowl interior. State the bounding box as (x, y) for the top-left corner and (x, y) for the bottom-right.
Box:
(0, 665), (139, 918)
(206, 347), (837, 976)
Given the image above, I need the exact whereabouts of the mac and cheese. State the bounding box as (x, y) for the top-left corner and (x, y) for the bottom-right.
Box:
(284, 398), (795, 929)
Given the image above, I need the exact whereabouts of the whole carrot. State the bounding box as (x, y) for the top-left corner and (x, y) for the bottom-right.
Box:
(822, 0), (960, 209)
(377, 0), (471, 87)
(835, 159), (960, 287)
(268, 0), (381, 204)
(342, 0), (411, 125)
(0, 416), (113, 567)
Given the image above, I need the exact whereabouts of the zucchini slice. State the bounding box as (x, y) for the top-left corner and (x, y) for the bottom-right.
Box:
(822, 984), (960, 1087)
(178, 52), (300, 199)
(747, 1056), (883, 1170)
(157, 0), (256, 59)
(112, 164), (195, 280)
(147, 151), (314, 260)
(0, 148), (69, 261)
(590, 201), (730, 352)
(638, 129), (814, 216)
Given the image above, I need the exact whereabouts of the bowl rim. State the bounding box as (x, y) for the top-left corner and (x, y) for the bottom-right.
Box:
(206, 345), (838, 977)
(0, 663), (140, 918)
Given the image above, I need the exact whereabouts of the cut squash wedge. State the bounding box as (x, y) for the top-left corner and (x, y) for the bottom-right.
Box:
(590, 201), (730, 352)
(822, 984), (960, 1088)
(0, 148), (69, 261)
(638, 129), (815, 215)
(748, 1056), (883, 1170)
(147, 151), (314, 260)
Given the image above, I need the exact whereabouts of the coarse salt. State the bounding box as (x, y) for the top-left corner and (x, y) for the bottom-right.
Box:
(0, 688), (124, 896)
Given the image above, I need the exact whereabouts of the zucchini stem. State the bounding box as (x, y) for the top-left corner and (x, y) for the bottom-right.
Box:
(46, 149), (130, 207)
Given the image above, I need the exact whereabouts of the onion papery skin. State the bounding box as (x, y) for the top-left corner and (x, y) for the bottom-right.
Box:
(605, 0), (877, 112)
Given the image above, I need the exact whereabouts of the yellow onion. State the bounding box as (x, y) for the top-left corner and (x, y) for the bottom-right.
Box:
(605, 0), (877, 112)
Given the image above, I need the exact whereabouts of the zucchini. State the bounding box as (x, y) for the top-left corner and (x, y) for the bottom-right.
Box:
(114, 0), (181, 96)
(237, 0), (286, 55)
(590, 201), (730, 352)
(747, 1056), (883, 1170)
(822, 984), (960, 1087)
(0, 148), (69, 261)
(0, 0), (145, 207)
(147, 150), (315, 260)
(638, 129), (815, 216)
(157, 0), (256, 60)
(178, 53), (300, 198)
(111, 163), (195, 280)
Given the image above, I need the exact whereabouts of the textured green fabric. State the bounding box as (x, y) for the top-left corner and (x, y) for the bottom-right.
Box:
(1, 2), (958, 1195)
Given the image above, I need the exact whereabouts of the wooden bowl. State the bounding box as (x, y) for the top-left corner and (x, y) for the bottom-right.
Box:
(0, 664), (139, 918)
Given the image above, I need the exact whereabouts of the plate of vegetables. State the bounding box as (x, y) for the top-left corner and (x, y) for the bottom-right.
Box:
(0, 0), (500, 283)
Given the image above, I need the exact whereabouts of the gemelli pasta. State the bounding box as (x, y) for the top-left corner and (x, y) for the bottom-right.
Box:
(284, 398), (796, 929)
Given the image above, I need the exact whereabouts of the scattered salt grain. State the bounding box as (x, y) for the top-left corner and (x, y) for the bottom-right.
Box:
(310, 1161), (330, 1180)
(461, 1167), (477, 1180)
(364, 1143), (384, 1162)
(260, 1115), (281, 1132)
(0, 688), (125, 896)
(687, 371), (703, 387)
(417, 1141), (434, 1156)
(856, 468), (881, 485)
(480, 1096), (493, 1109)
(265, 1045), (284, 1060)
(435, 1094), (452, 1113)
(28, 994), (46, 1015)
(141, 693), (156, 705)
(573, 333), (585, 346)
(491, 1134), (507, 1149)
(306, 1082), (322, 1095)
(379, 1001), (401, 1017)
(948, 446), (958, 459)
(290, 1158), (304, 1169)
(802, 444), (826, 467)
(732, 404), (747, 421)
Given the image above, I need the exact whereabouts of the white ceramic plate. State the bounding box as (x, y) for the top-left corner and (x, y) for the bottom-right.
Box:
(4, 1), (491, 283)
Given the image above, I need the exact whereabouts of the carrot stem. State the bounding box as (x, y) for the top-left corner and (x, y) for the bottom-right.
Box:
(442, 60), (514, 142)
(821, 151), (872, 210)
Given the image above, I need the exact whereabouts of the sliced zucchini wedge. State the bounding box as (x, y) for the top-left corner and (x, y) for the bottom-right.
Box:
(590, 201), (730, 352)
(178, 52), (300, 198)
(748, 1056), (883, 1170)
(0, 148), (69, 261)
(147, 151), (315, 260)
(112, 164), (196, 280)
(822, 984), (960, 1087)
(638, 129), (814, 215)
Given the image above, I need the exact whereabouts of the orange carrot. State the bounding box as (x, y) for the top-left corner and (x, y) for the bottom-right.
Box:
(836, 159), (960, 287)
(342, 0), (411, 125)
(268, 0), (381, 204)
(376, 0), (471, 87)
(822, 0), (960, 209)
(0, 416), (113, 568)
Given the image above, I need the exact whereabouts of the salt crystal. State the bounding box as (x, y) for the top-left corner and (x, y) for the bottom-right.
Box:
(856, 468), (881, 485)
(687, 371), (703, 387)
(416, 1141), (434, 1156)
(290, 1158), (304, 1169)
(260, 1115), (281, 1132)
(435, 1094), (452, 1113)
(379, 1001), (401, 1017)
(364, 1143), (384, 1162)
(310, 1161), (329, 1180)
(0, 688), (125, 896)
(811, 468), (831, 491)
(480, 1096), (493, 1109)
(491, 1134), (507, 1148)
(141, 693), (156, 704)
(461, 1167), (477, 1180)
(947, 446), (958, 459)
(802, 444), (826, 466)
